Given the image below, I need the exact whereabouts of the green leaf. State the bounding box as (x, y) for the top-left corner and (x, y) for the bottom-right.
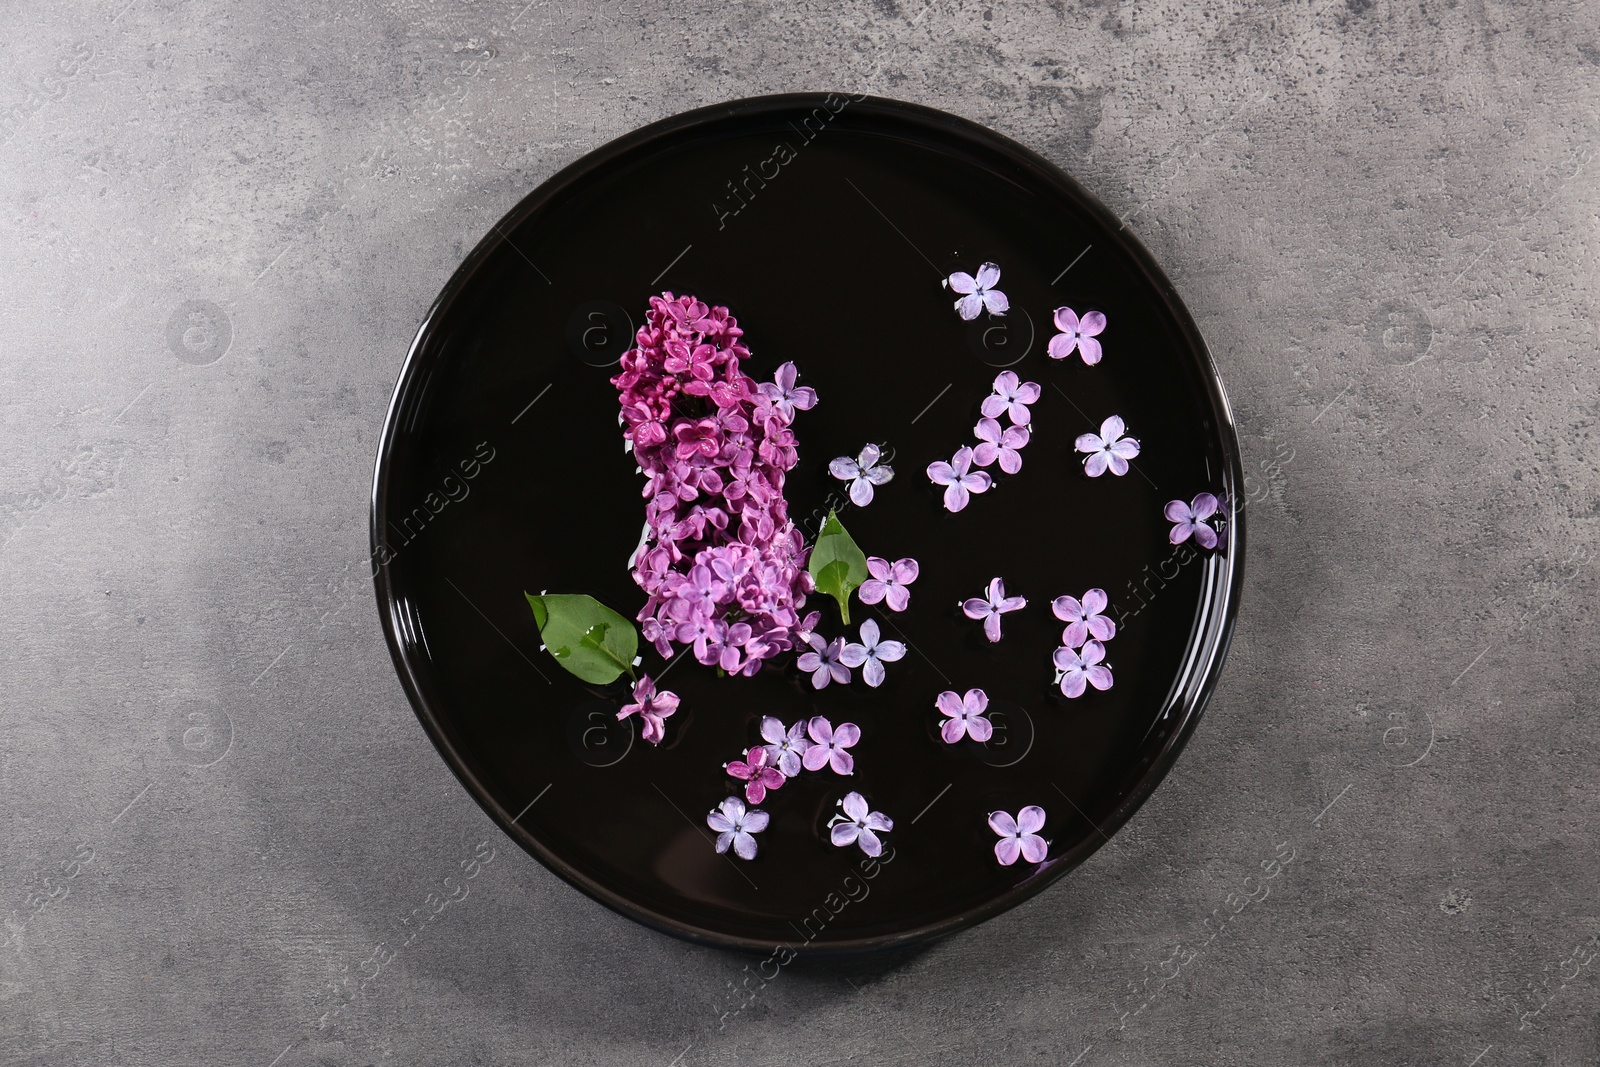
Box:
(807, 511), (869, 624)
(524, 592), (639, 684)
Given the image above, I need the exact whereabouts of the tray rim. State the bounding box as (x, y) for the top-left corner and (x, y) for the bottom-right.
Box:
(369, 91), (1247, 955)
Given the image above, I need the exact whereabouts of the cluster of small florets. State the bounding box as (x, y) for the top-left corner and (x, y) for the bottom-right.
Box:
(612, 292), (818, 675)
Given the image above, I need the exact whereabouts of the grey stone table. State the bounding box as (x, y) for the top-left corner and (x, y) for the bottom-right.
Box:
(3, 1), (1596, 1064)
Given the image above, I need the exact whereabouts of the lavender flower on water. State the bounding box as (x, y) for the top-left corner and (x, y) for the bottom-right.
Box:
(936, 688), (993, 743)
(1053, 640), (1113, 698)
(1047, 307), (1107, 365)
(979, 371), (1040, 426)
(829, 444), (894, 507)
(1165, 493), (1223, 549)
(859, 556), (918, 612)
(989, 806), (1047, 866)
(802, 717), (859, 775)
(829, 792), (893, 857)
(707, 796), (769, 860)
(962, 577), (1027, 643)
(927, 446), (992, 513)
(973, 417), (1029, 474)
(617, 674), (679, 746)
(797, 634), (851, 689)
(839, 618), (906, 688)
(1051, 589), (1115, 648)
(1075, 415), (1141, 478)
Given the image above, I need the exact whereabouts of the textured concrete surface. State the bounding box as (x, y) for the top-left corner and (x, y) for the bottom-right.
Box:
(2, 0), (1597, 1064)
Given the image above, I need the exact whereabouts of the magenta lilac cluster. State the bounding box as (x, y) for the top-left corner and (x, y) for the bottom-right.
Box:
(614, 293), (818, 676)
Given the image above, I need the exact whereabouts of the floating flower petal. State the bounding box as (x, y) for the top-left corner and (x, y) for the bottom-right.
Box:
(988, 805), (1047, 865)
(947, 262), (1009, 320)
(972, 417), (1030, 474)
(725, 746), (785, 805)
(1074, 415), (1141, 478)
(1047, 307), (1107, 365)
(802, 717), (860, 774)
(758, 715), (812, 777)
(829, 444), (895, 507)
(978, 371), (1041, 427)
(796, 634), (851, 689)
(1165, 493), (1222, 549)
(859, 556), (919, 612)
(707, 795), (769, 860)
(1051, 589), (1116, 648)
(839, 618), (906, 688)
(962, 577), (1027, 643)
(829, 791), (894, 857)
(936, 688), (993, 744)
(927, 446), (992, 513)
(1052, 639), (1114, 698)
(616, 674), (680, 746)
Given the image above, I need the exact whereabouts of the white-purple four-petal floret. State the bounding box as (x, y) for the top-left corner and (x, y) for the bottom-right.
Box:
(859, 556), (918, 612)
(708, 796), (769, 860)
(979, 371), (1039, 426)
(758, 715), (812, 777)
(757, 360), (818, 422)
(1075, 415), (1140, 477)
(840, 618), (906, 688)
(936, 688), (993, 744)
(989, 805), (1047, 866)
(1048, 306), (1107, 365)
(829, 444), (894, 507)
(927, 446), (991, 513)
(797, 633), (851, 689)
(946, 262), (1009, 320)
(963, 577), (1027, 643)
(830, 792), (894, 857)
(1165, 492), (1224, 549)
(803, 716), (860, 775)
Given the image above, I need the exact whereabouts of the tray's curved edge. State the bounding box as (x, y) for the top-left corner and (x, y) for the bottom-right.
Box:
(370, 91), (1246, 956)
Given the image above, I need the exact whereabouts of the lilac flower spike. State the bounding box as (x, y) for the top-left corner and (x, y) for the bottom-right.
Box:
(927, 446), (992, 513)
(1075, 415), (1141, 477)
(797, 633), (851, 689)
(839, 618), (906, 688)
(830, 792), (893, 857)
(802, 717), (860, 775)
(1048, 307), (1108, 365)
(707, 796), (769, 860)
(947, 262), (1009, 320)
(617, 674), (679, 746)
(979, 371), (1041, 427)
(859, 556), (918, 612)
(973, 417), (1030, 474)
(1053, 640), (1114, 698)
(989, 806), (1048, 866)
(756, 361), (818, 422)
(829, 444), (894, 507)
(962, 577), (1027, 643)
(936, 688), (993, 744)
(1165, 493), (1222, 549)
(757, 715), (811, 777)
(1051, 589), (1116, 648)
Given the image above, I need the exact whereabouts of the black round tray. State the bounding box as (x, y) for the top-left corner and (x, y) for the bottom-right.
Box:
(371, 93), (1244, 954)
